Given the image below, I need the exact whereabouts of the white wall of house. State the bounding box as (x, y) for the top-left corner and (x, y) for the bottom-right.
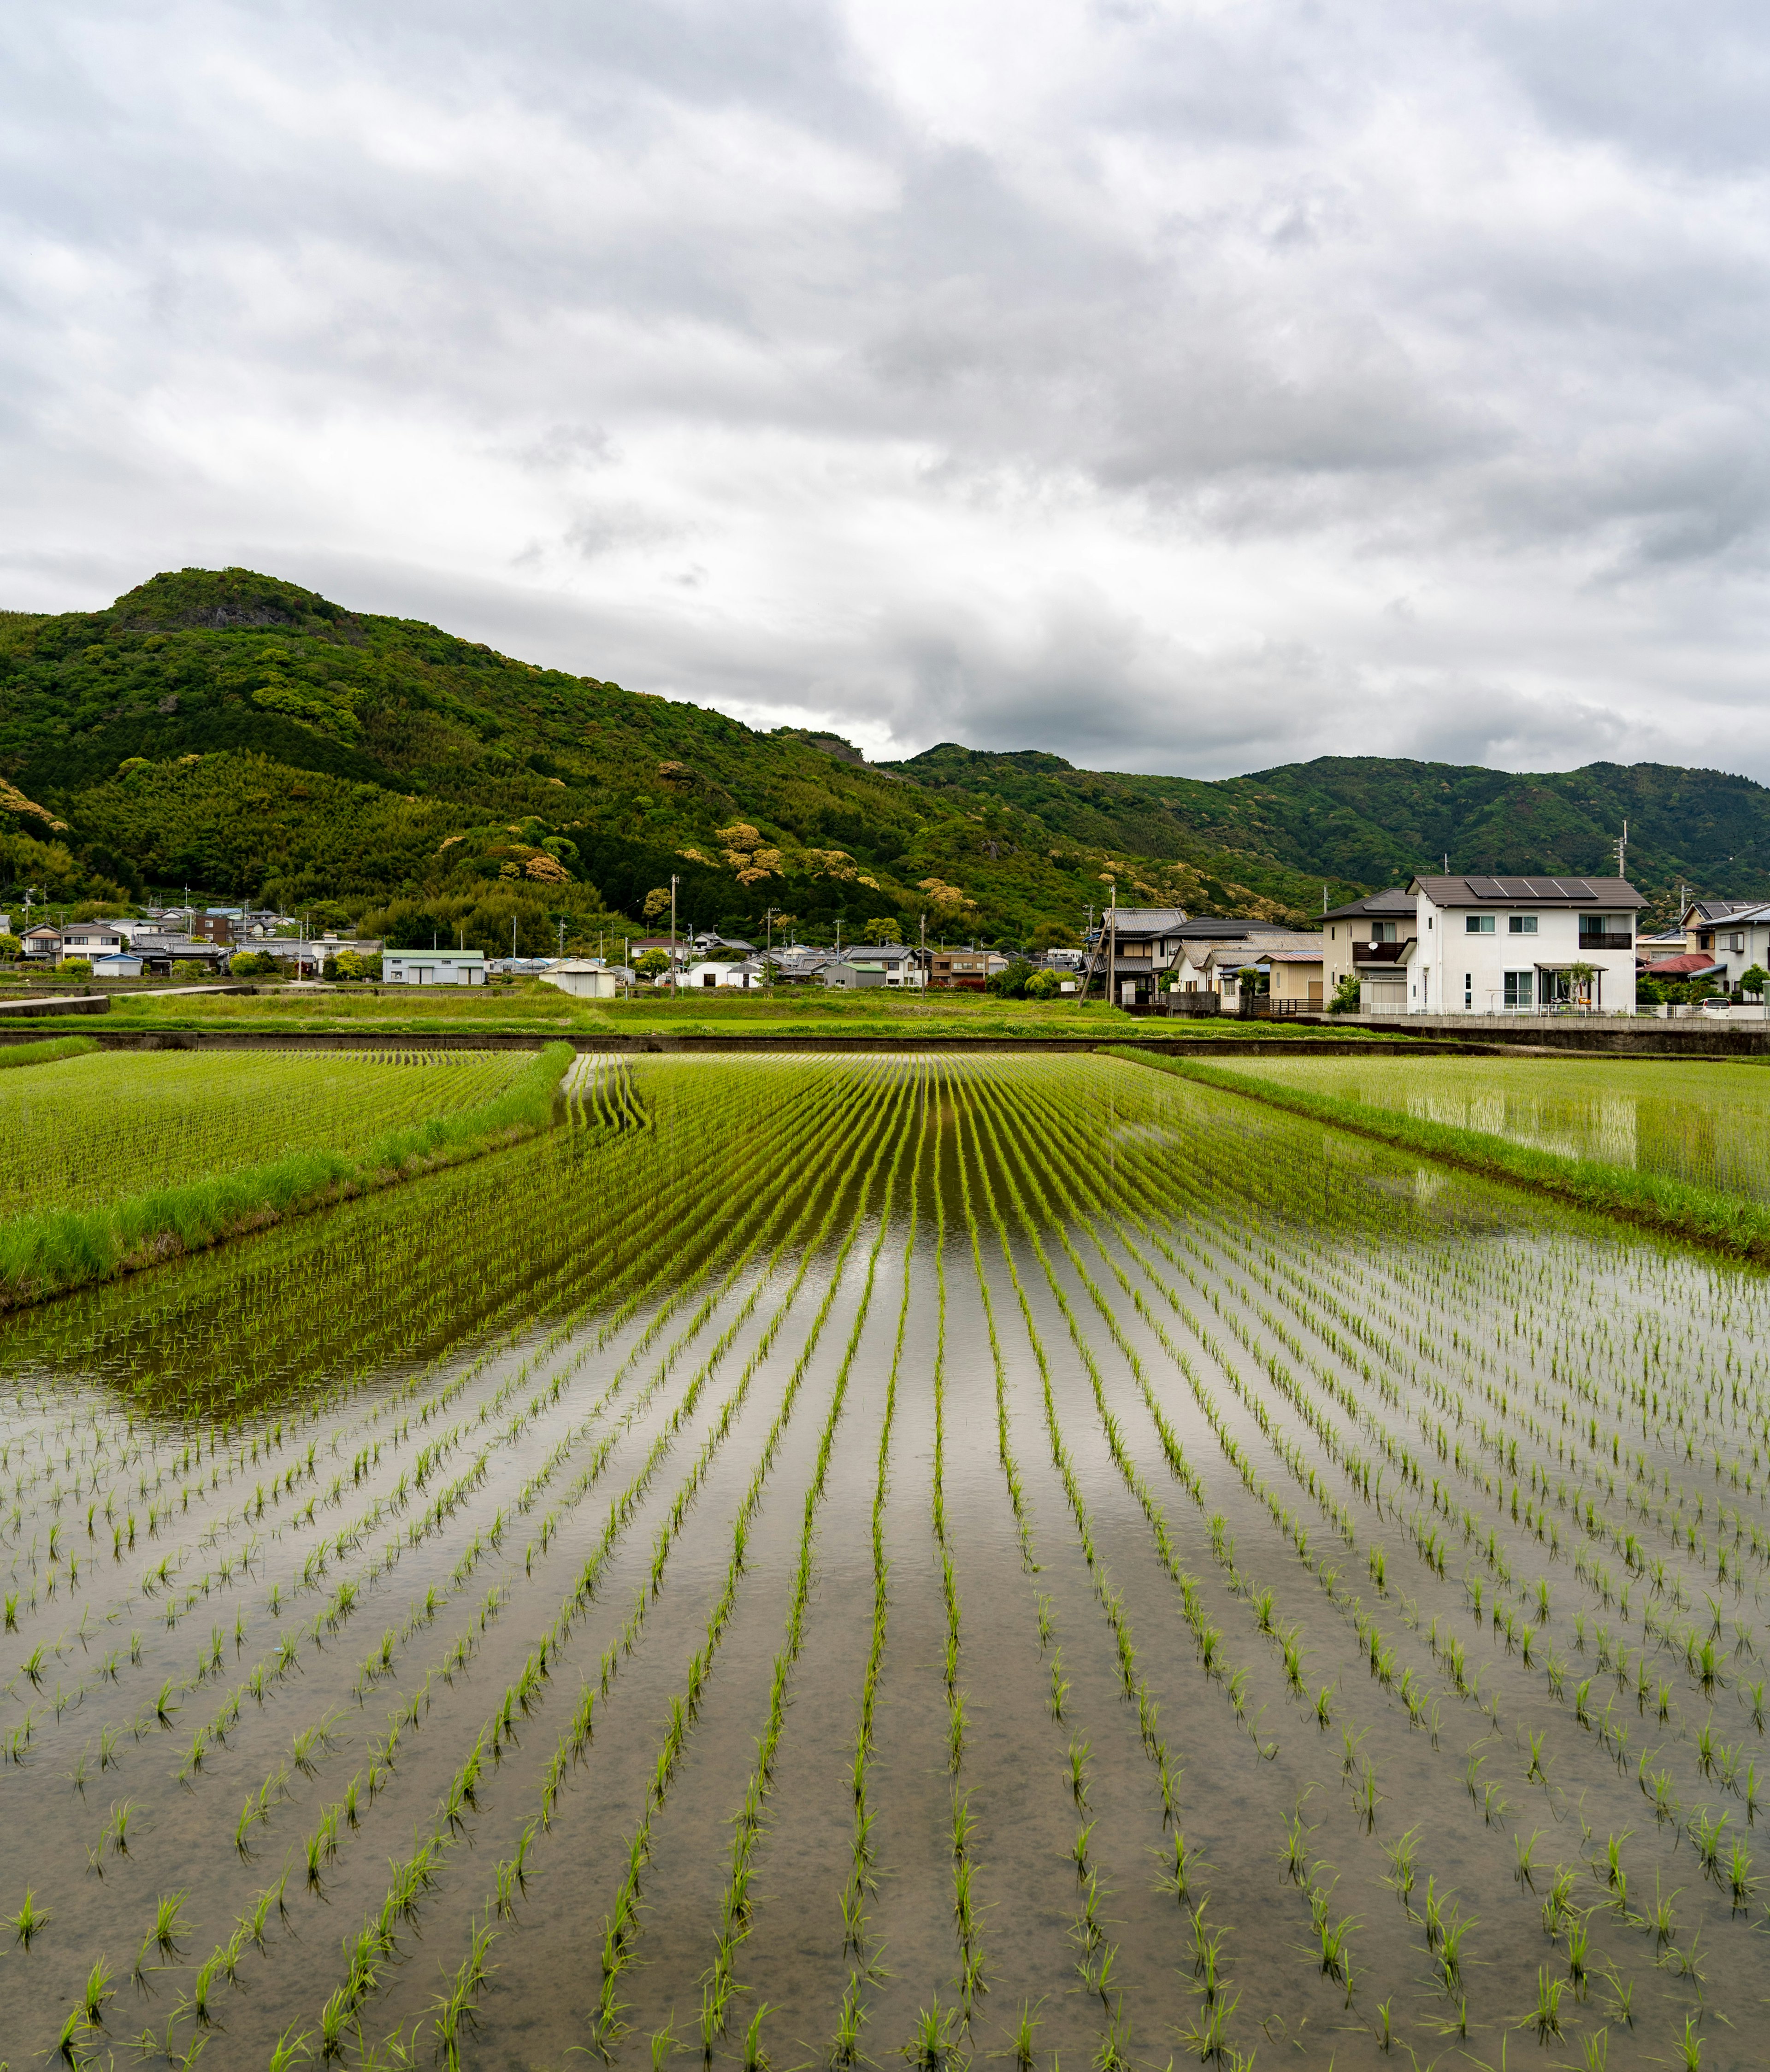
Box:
(1696, 914), (1770, 989)
(1414, 895), (1637, 1012)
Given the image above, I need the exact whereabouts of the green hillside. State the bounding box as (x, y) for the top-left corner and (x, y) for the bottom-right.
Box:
(0, 568), (1358, 948)
(889, 746), (1768, 923)
(0, 566), (1760, 947)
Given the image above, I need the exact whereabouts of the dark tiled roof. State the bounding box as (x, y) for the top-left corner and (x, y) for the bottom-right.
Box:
(1412, 875), (1644, 909)
(1323, 888), (1415, 920)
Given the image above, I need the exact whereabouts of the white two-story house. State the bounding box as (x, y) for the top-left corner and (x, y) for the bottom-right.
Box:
(1410, 875), (1643, 1013)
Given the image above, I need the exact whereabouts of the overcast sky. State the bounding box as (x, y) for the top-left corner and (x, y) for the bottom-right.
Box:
(6, 2), (1770, 781)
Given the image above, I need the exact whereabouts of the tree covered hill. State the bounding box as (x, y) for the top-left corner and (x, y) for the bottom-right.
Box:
(0, 566), (1761, 944)
(0, 567), (1362, 942)
(888, 746), (1770, 920)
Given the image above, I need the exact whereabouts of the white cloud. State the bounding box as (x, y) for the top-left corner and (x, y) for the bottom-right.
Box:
(5, 0), (1770, 783)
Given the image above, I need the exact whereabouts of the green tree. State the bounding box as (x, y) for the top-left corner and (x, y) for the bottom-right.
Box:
(1740, 964), (1768, 999)
(171, 959), (206, 982)
(0, 935), (22, 962)
(635, 949), (671, 981)
(986, 958), (1038, 1000)
(862, 917), (903, 944)
(1329, 972), (1362, 1014)
(1025, 968), (1062, 999)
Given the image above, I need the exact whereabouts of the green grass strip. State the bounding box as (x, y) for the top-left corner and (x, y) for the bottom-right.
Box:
(1106, 1045), (1770, 1261)
(0, 1041), (575, 1309)
(0, 1034), (100, 1070)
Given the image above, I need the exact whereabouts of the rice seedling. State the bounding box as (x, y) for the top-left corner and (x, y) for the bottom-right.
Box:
(1530, 1965), (1565, 2040)
(10, 1885), (49, 1946)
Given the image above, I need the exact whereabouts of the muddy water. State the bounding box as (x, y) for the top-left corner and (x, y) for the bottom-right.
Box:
(3, 1056), (1769, 2071)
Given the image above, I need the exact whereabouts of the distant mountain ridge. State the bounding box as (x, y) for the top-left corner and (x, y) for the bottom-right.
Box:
(0, 566), (1758, 942)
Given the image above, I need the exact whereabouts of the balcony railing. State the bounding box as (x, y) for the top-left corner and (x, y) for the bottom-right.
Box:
(1577, 934), (1634, 952)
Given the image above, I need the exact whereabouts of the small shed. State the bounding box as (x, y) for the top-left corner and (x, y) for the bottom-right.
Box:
(821, 962), (887, 990)
(93, 953), (144, 978)
(538, 960), (622, 1000)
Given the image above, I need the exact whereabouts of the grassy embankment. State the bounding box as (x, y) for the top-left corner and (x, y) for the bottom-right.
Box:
(0, 1041), (574, 1309)
(1111, 1046), (1770, 1259)
(97, 985), (1409, 1042)
(0, 1034), (100, 1069)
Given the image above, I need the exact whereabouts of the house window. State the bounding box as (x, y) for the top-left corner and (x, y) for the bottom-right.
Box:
(1464, 973), (1472, 1007)
(1465, 915), (1494, 934)
(1504, 971), (1534, 1010)
(1371, 921), (1398, 943)
(1508, 915), (1537, 935)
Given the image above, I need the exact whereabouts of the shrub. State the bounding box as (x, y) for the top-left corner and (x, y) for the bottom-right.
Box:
(986, 959), (1038, 1000)
(1025, 969), (1062, 999)
(1329, 973), (1362, 1014)
(56, 959), (93, 978)
(171, 959), (207, 982)
(229, 951), (279, 977)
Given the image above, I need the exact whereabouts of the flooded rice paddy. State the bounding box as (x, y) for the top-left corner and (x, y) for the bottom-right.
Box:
(3, 1052), (1769, 2069)
(1220, 1052), (1770, 1202)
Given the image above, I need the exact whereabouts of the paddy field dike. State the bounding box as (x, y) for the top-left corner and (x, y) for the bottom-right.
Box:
(2, 1040), (1769, 2069)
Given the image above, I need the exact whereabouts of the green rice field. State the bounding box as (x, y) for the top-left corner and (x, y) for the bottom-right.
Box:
(0, 1048), (533, 1218)
(3, 1051), (1768, 2068)
(1213, 1053), (1770, 1202)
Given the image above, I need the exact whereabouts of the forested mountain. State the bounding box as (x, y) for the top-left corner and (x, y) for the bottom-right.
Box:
(0, 565), (1759, 947)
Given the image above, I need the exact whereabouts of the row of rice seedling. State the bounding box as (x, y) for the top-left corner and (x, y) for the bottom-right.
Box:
(335, 1065), (924, 2063)
(947, 1066), (1268, 2066)
(10, 1052), (1770, 2065)
(987, 1054), (1764, 2055)
(4, 1058), (900, 2062)
(265, 1061), (916, 2057)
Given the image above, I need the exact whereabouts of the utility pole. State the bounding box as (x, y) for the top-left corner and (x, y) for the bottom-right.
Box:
(1108, 881), (1118, 1011)
(1617, 819), (1628, 883)
(669, 874), (679, 995)
(556, 917), (566, 959)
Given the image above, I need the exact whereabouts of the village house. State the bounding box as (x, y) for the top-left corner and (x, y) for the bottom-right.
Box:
(928, 950), (1009, 990)
(1321, 888), (1418, 1013)
(1168, 919), (1325, 1006)
(1408, 874), (1642, 1012)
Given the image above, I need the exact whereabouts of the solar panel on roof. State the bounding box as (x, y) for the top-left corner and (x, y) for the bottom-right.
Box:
(1495, 877), (1534, 897)
(1469, 876), (1506, 897)
(1551, 879), (1595, 898)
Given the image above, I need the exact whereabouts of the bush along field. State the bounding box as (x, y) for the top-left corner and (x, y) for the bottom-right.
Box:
(0, 1054), (1765, 2067)
(0, 1045), (570, 1306)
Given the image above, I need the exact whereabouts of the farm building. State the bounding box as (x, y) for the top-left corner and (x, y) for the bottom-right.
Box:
(383, 950), (487, 987)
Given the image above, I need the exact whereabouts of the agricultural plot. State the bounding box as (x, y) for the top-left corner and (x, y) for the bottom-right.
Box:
(1, 1054), (1768, 2069)
(0, 1049), (533, 1218)
(1221, 1052), (1770, 1203)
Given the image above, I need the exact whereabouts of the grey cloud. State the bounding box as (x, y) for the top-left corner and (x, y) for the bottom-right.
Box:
(7, 0), (1770, 790)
